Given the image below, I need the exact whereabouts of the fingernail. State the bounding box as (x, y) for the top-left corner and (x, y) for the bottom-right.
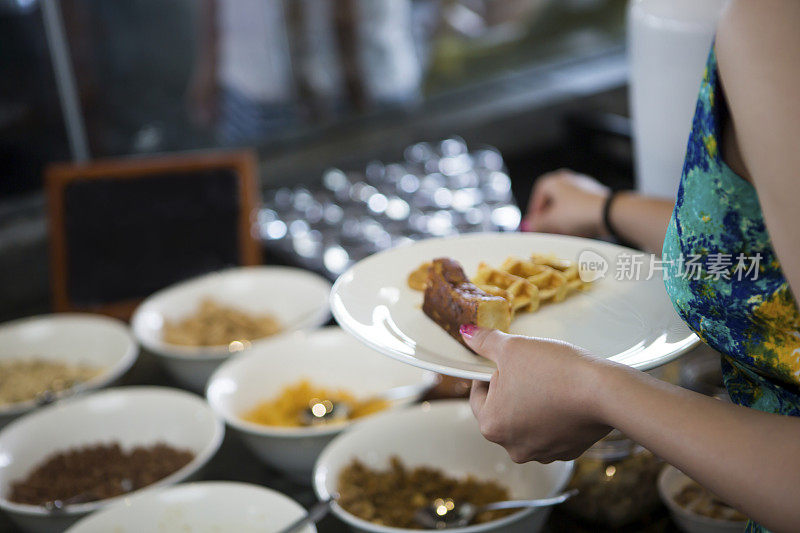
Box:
(460, 323), (478, 338)
(519, 219), (530, 232)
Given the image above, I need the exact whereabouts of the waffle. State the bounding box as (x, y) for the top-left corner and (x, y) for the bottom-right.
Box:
(472, 262), (539, 317)
(493, 255), (586, 305)
(409, 253), (588, 335)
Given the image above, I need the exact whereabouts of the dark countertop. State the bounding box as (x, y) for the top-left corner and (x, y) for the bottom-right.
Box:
(0, 349), (680, 533)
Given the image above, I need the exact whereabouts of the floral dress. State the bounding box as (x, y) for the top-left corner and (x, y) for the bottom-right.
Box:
(662, 47), (800, 533)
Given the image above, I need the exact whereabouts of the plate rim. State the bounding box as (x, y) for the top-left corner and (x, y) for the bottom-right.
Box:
(331, 232), (699, 381)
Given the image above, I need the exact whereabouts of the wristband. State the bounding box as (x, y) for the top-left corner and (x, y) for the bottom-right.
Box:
(602, 190), (636, 248)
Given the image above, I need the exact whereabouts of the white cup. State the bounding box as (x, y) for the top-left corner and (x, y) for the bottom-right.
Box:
(628, 0), (730, 199)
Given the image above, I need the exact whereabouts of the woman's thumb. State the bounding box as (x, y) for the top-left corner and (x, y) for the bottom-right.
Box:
(459, 324), (507, 363)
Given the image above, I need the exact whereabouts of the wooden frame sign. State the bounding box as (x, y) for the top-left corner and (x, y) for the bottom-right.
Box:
(45, 149), (261, 320)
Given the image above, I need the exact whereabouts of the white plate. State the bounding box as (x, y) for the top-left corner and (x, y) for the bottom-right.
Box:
(314, 400), (573, 533)
(65, 481), (315, 533)
(331, 233), (698, 381)
(132, 266), (332, 358)
(206, 327), (436, 481)
(130, 266), (332, 391)
(0, 386), (224, 533)
(657, 465), (746, 533)
(0, 314), (138, 427)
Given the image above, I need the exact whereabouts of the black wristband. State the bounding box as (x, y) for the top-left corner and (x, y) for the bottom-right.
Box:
(602, 190), (636, 248)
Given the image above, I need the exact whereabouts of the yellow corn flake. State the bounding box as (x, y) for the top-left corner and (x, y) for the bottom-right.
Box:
(241, 379), (389, 427)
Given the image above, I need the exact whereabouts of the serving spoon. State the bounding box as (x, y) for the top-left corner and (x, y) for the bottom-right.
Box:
(298, 383), (432, 426)
(413, 489), (579, 529)
(275, 498), (333, 533)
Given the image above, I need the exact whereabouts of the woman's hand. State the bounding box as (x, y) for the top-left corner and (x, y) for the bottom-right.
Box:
(521, 169), (609, 238)
(462, 325), (800, 531)
(522, 169), (674, 253)
(462, 324), (612, 463)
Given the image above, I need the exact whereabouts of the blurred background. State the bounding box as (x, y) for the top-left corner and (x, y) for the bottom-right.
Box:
(1, 0), (635, 317)
(1, 0), (631, 193)
(0, 0), (725, 320)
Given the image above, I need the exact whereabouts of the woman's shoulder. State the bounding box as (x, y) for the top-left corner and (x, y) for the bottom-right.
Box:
(714, 0), (800, 188)
(715, 0), (800, 109)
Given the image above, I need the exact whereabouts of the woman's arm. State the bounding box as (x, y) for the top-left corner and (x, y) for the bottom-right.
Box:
(522, 169), (674, 254)
(715, 0), (800, 297)
(493, 3), (800, 531)
(603, 191), (676, 254)
(463, 326), (800, 533)
(600, 360), (800, 532)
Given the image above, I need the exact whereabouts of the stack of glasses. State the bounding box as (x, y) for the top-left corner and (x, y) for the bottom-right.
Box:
(258, 137), (521, 278)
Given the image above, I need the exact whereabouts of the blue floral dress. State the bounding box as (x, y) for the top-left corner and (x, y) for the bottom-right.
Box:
(662, 47), (800, 533)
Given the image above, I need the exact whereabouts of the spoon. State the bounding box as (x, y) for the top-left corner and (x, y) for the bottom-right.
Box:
(299, 383), (432, 426)
(413, 489), (579, 529)
(275, 498), (333, 533)
(44, 479), (134, 513)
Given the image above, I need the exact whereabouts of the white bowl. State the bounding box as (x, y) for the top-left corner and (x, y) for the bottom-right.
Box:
(313, 400), (574, 533)
(0, 386), (225, 533)
(658, 464), (746, 533)
(65, 481), (316, 533)
(206, 327), (437, 483)
(0, 314), (138, 428)
(131, 266), (332, 392)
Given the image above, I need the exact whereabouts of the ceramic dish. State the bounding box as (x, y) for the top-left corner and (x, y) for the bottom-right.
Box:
(314, 400), (574, 533)
(65, 481), (315, 533)
(0, 314), (138, 428)
(207, 327), (436, 482)
(331, 232), (698, 380)
(131, 266), (332, 391)
(0, 387), (224, 533)
(658, 464), (747, 533)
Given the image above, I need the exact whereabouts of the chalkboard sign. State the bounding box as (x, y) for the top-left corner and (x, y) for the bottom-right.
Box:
(46, 150), (260, 319)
